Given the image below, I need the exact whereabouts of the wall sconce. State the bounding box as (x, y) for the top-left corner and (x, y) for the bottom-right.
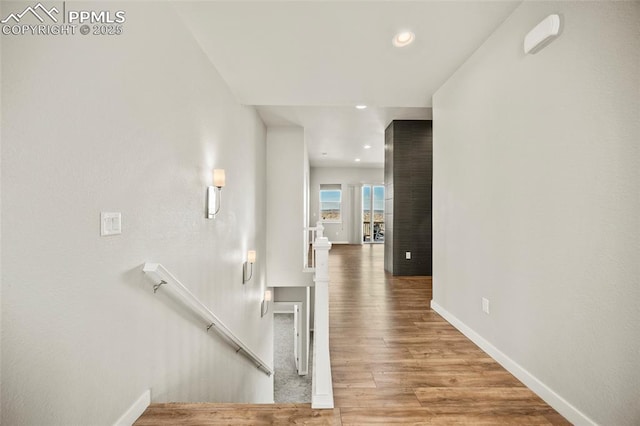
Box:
(243, 250), (256, 284)
(261, 289), (272, 317)
(524, 14), (560, 54)
(206, 169), (225, 219)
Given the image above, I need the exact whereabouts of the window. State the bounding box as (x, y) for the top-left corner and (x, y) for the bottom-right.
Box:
(362, 185), (385, 243)
(320, 184), (342, 222)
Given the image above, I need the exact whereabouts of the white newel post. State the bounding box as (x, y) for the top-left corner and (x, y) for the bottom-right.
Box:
(312, 221), (333, 408)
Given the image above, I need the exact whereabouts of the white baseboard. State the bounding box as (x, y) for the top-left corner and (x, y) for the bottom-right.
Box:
(113, 389), (151, 426)
(311, 393), (335, 409)
(430, 301), (596, 426)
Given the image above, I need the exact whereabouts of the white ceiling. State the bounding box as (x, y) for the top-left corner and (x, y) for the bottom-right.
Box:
(175, 1), (521, 167)
(256, 105), (432, 167)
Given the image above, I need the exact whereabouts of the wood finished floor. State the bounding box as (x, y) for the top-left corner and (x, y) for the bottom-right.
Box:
(327, 245), (568, 425)
(135, 244), (570, 425)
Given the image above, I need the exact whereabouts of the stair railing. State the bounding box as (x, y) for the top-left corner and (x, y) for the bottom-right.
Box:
(304, 222), (324, 270)
(143, 263), (273, 376)
(311, 222), (334, 408)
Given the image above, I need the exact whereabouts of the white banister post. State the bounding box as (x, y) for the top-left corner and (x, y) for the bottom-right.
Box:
(316, 221), (324, 238)
(312, 232), (333, 408)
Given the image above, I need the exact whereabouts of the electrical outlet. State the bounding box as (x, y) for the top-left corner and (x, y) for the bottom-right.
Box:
(482, 297), (490, 314)
(405, 251), (411, 260)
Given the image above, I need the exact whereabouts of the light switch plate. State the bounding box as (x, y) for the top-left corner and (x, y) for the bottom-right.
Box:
(405, 251), (411, 260)
(101, 212), (122, 236)
(482, 297), (490, 314)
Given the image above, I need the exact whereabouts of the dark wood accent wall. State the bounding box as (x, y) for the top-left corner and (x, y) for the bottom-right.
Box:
(384, 120), (433, 276)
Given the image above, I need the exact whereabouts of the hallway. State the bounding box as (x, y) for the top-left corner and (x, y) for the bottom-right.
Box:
(136, 244), (570, 424)
(328, 244), (569, 424)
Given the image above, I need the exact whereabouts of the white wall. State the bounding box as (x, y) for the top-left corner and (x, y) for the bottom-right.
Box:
(266, 128), (314, 375)
(0, 1), (3, 418)
(432, 2), (639, 425)
(1, 3), (272, 425)
(310, 167), (384, 244)
(266, 127), (313, 287)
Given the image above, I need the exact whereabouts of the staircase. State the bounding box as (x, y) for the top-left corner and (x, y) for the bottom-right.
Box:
(133, 225), (334, 424)
(135, 403), (341, 425)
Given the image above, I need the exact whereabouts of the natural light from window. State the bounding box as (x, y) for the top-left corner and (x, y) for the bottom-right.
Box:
(320, 188), (342, 222)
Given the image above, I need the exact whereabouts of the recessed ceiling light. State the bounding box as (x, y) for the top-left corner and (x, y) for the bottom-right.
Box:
(364, 145), (371, 149)
(355, 158), (361, 162)
(393, 31), (415, 48)
(355, 105), (367, 110)
(321, 152), (328, 156)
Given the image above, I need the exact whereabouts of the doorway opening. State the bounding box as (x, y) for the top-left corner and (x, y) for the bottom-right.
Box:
(273, 302), (311, 403)
(362, 185), (384, 243)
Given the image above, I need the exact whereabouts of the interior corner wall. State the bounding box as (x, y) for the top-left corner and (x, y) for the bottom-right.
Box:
(309, 167), (384, 244)
(1, 2), (272, 425)
(303, 138), (311, 253)
(265, 127), (313, 288)
(432, 2), (639, 425)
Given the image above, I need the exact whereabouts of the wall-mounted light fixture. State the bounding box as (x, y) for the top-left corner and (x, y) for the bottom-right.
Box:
(524, 14), (561, 54)
(261, 289), (272, 317)
(243, 250), (256, 284)
(206, 169), (225, 219)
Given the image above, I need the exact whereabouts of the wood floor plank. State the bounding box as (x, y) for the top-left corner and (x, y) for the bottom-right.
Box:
(331, 370), (377, 388)
(135, 404), (342, 425)
(409, 347), (491, 360)
(333, 358), (503, 374)
(333, 387), (422, 408)
(373, 371), (525, 388)
(330, 346), (414, 362)
(340, 407), (555, 425)
(415, 387), (559, 415)
(329, 336), (388, 347)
